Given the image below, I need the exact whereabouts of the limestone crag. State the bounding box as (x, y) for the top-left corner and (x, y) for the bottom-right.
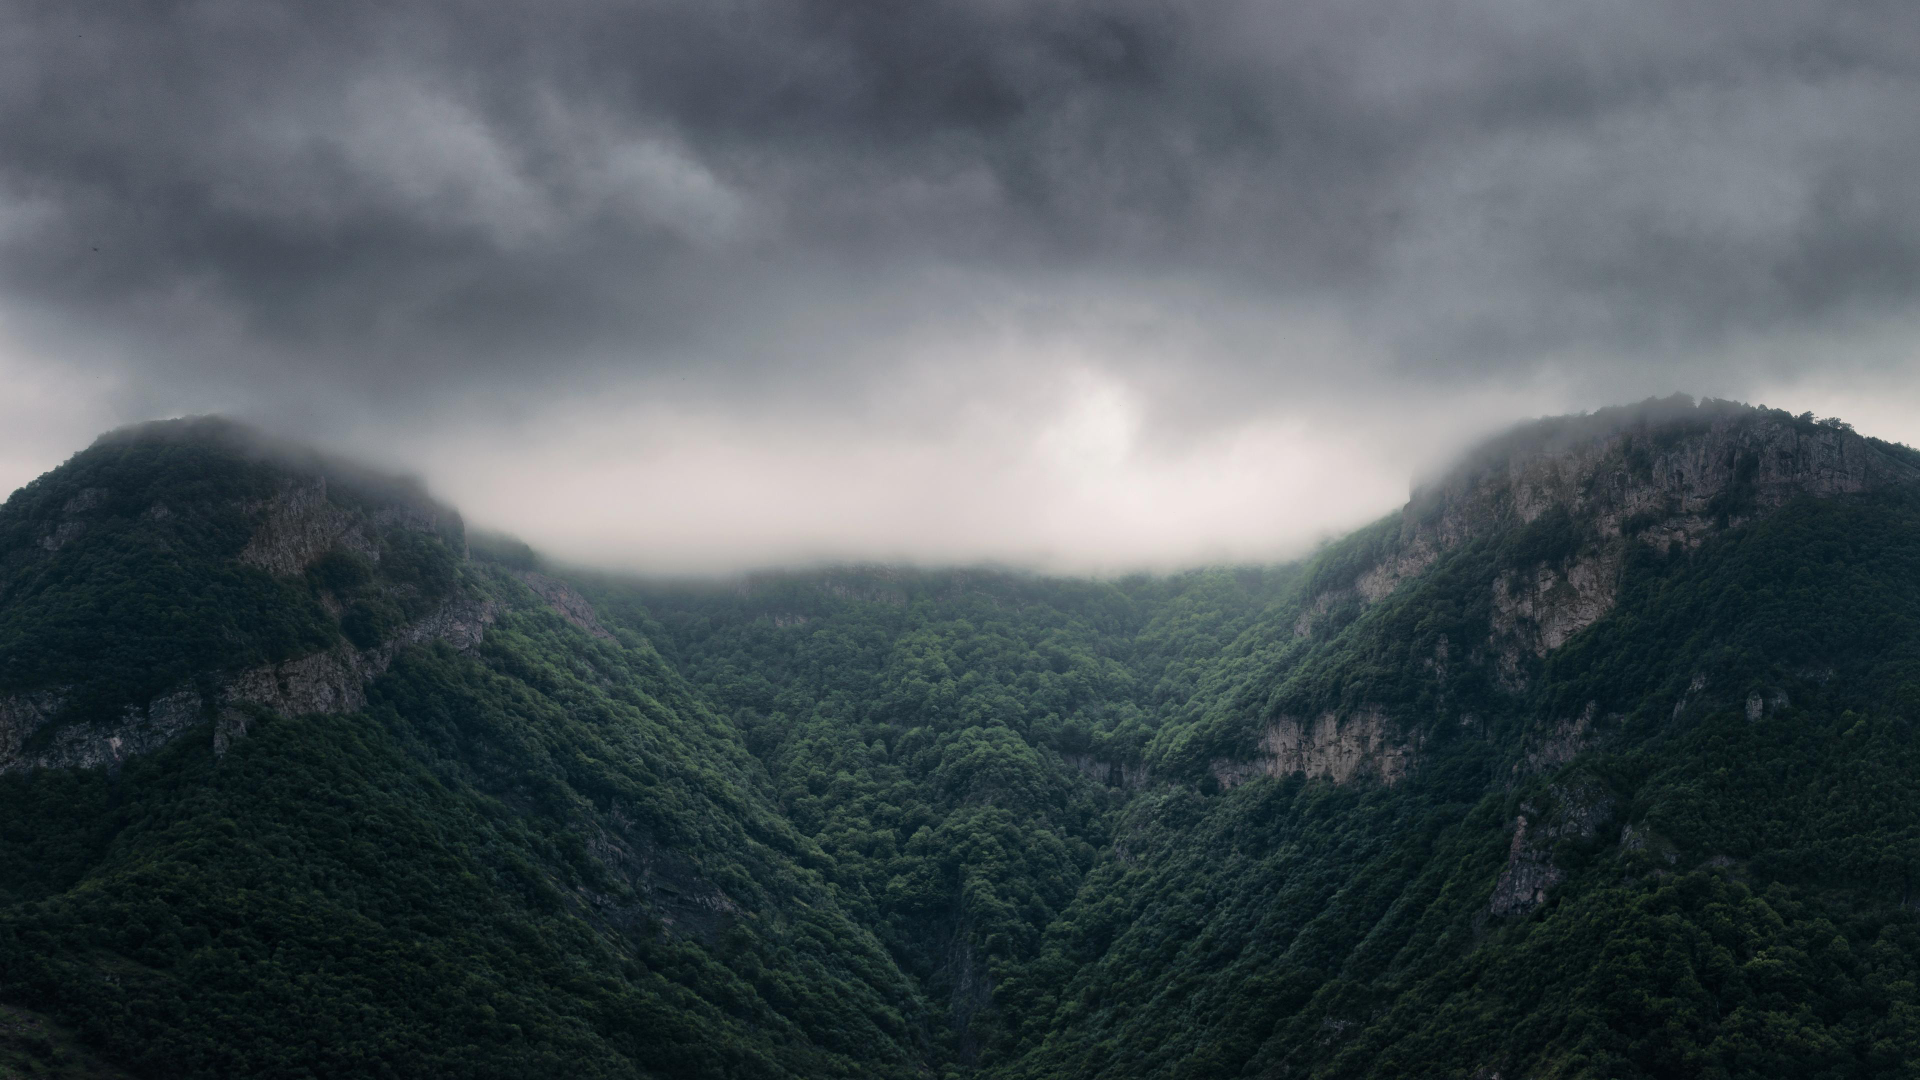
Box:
(0, 689), (207, 774)
(1488, 550), (1625, 687)
(224, 591), (495, 719)
(1408, 404), (1919, 556)
(1491, 550), (1622, 657)
(0, 593), (497, 773)
(1309, 402), (1920, 672)
(240, 477), (381, 575)
(240, 475), (452, 576)
(1354, 540), (1439, 603)
(513, 570), (616, 640)
(1212, 706), (1415, 788)
(0, 691), (70, 767)
(1489, 781), (1616, 916)
(1521, 702), (1606, 774)
(1489, 813), (1559, 917)
(1294, 542), (1442, 638)
(32, 487), (111, 553)
(39, 520), (85, 552)
(1292, 587), (1346, 638)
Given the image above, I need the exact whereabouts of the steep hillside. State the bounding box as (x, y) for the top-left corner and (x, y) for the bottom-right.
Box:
(610, 397), (1920, 1078)
(993, 398), (1920, 1078)
(0, 419), (929, 1078)
(585, 565), (1301, 1060)
(7, 398), (1920, 1079)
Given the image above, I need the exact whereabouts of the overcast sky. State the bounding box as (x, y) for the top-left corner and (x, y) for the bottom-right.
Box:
(4, 0), (1920, 571)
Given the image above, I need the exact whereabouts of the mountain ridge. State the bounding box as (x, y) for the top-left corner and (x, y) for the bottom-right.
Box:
(5, 397), (1920, 1077)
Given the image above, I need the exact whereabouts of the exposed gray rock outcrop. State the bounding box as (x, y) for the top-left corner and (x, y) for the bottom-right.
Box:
(1489, 781), (1615, 916)
(1410, 403), (1918, 552)
(1292, 587), (1349, 638)
(0, 689), (206, 774)
(1354, 540), (1439, 603)
(39, 520), (85, 552)
(239, 477), (382, 575)
(1491, 550), (1623, 661)
(1428, 408), (1918, 671)
(224, 592), (495, 720)
(1212, 706), (1416, 789)
(1302, 401), (1920, 688)
(1521, 702), (1605, 773)
(0, 594), (497, 773)
(513, 570), (615, 640)
(32, 487), (110, 553)
(239, 475), (454, 577)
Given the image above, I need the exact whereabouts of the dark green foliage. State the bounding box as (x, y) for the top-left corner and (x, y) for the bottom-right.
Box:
(308, 550), (374, 593)
(0, 418), (461, 723)
(11, 413), (1920, 1079)
(990, 487), (1920, 1079)
(0, 426), (927, 1079)
(0, 586), (930, 1079)
(0, 430), (333, 718)
(589, 482), (1920, 1077)
(0, 1003), (131, 1078)
(593, 571), (1157, 1059)
(468, 529), (542, 571)
(1501, 502), (1583, 568)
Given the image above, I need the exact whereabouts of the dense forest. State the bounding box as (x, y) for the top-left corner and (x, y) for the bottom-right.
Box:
(5, 400), (1920, 1077)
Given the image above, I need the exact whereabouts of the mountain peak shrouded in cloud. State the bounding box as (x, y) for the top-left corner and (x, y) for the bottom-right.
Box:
(15, 395), (1916, 581)
(4, 0), (1920, 570)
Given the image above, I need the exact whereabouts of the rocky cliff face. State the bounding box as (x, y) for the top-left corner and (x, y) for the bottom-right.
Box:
(513, 570), (615, 640)
(0, 593), (497, 773)
(241, 477), (376, 575)
(0, 420), (493, 774)
(1354, 399), (1920, 628)
(1489, 780), (1615, 917)
(240, 474), (458, 577)
(1406, 398), (1919, 553)
(1212, 706), (1417, 788)
(1254, 399), (1920, 787)
(1444, 403), (1917, 681)
(0, 688), (204, 775)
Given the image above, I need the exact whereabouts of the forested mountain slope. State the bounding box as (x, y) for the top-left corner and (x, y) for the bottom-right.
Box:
(5, 398), (1920, 1078)
(988, 400), (1920, 1078)
(0, 419), (928, 1078)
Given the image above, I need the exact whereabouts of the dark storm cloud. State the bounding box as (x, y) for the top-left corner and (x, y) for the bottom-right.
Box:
(8, 0), (1920, 570)
(5, 0), (1919, 420)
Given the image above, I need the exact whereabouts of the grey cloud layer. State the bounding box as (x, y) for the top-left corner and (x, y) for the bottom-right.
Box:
(4, 0), (1920, 418)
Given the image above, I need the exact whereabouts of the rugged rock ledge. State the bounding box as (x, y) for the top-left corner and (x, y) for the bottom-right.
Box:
(1327, 400), (1920, 635)
(513, 570), (615, 640)
(1246, 400), (1920, 789)
(0, 420), (497, 774)
(1409, 400), (1919, 552)
(0, 595), (496, 774)
(1211, 706), (1417, 788)
(1489, 780), (1615, 917)
(240, 474), (456, 577)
